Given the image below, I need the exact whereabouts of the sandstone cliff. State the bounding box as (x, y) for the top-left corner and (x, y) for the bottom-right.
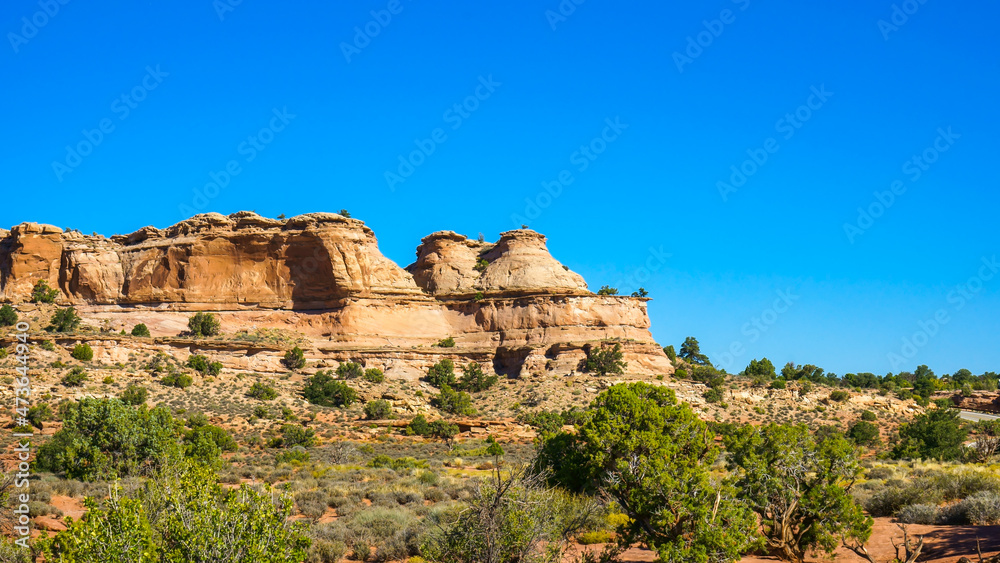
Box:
(0, 212), (671, 377)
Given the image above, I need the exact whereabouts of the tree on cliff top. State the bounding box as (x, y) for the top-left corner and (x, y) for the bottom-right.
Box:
(188, 312), (220, 337)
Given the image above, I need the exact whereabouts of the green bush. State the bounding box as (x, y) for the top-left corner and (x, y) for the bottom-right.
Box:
(896, 504), (940, 525)
(770, 379), (787, 390)
(663, 344), (676, 362)
(426, 358), (457, 388)
(30, 279), (59, 303)
(891, 408), (968, 460)
(702, 387), (724, 403)
(247, 382), (278, 400)
(273, 424), (317, 448)
(368, 455), (427, 471)
(430, 420), (459, 441)
(37, 398), (182, 480)
(596, 285), (618, 295)
(303, 373), (358, 407)
(363, 368), (385, 383)
(283, 346), (306, 370)
(364, 400), (393, 420)
(848, 420), (880, 447)
(457, 362), (497, 392)
(405, 414), (433, 436)
(829, 390), (850, 402)
(275, 449), (310, 465)
(186, 354), (222, 375)
(48, 307), (81, 332)
(0, 304), (18, 326)
(27, 403), (53, 429)
(436, 337), (455, 348)
(433, 385), (475, 416)
(61, 367), (88, 387)
(130, 324), (150, 337)
(162, 373), (193, 389)
(119, 384), (148, 406)
(335, 361), (364, 379)
(71, 343), (93, 361)
(40, 340), (56, 351)
(861, 410), (877, 421)
(187, 312), (220, 337)
(582, 342), (626, 376)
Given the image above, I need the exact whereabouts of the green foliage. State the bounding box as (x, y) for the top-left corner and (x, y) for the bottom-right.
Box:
(273, 424), (317, 448)
(187, 312), (221, 337)
(131, 323), (151, 337)
(37, 398), (182, 480)
(363, 368), (385, 383)
(274, 449), (310, 465)
(702, 387), (724, 403)
(27, 403), (53, 429)
(861, 410), (877, 421)
(119, 384), (149, 406)
(302, 372), (358, 407)
(0, 304), (18, 326)
(770, 379), (787, 390)
(679, 336), (712, 366)
(335, 361), (364, 379)
(184, 424), (237, 463)
(404, 414), (433, 436)
(31, 279), (59, 303)
(458, 362), (498, 392)
(71, 343), (93, 361)
(663, 345), (676, 362)
(162, 373), (194, 389)
(537, 383), (760, 562)
(283, 346), (306, 370)
(473, 259), (489, 273)
(891, 407), (969, 460)
(186, 354), (222, 375)
(364, 399), (393, 420)
(430, 420), (459, 441)
(41, 340), (56, 351)
(745, 358), (776, 383)
(339, 208), (351, 218)
(49, 307), (81, 332)
(724, 423), (871, 563)
(247, 382), (278, 400)
(433, 384), (475, 416)
(368, 455), (427, 471)
(436, 336), (456, 348)
(61, 367), (88, 387)
(596, 285), (618, 295)
(474, 291), (486, 301)
(848, 420), (881, 447)
(631, 287), (649, 297)
(582, 342), (626, 376)
(40, 489), (156, 562)
(829, 389), (850, 402)
(484, 436), (505, 458)
(426, 358), (457, 387)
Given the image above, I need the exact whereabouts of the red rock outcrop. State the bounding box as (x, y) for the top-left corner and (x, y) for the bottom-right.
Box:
(0, 212), (672, 377)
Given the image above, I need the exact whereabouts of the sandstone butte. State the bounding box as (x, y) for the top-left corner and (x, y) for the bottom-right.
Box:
(0, 211), (672, 380)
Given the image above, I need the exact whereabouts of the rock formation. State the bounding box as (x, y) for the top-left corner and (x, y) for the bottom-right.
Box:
(0, 212), (672, 377)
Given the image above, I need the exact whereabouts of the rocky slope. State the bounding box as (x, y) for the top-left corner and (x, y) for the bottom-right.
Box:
(0, 211), (672, 379)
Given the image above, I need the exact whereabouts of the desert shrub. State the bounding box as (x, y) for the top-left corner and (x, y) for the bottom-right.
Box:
(358, 368), (386, 384)
(596, 285), (618, 295)
(861, 410), (877, 421)
(284, 346), (306, 370)
(582, 342), (626, 376)
(276, 448), (311, 465)
(48, 307), (81, 332)
(426, 359), (457, 388)
(187, 312), (220, 337)
(368, 456), (427, 471)
(119, 384), (148, 406)
(272, 424), (317, 448)
(429, 420), (459, 442)
(186, 354), (222, 376)
(896, 504), (940, 525)
(364, 400), (393, 420)
(864, 485), (940, 517)
(953, 491), (1000, 525)
(770, 379), (787, 389)
(457, 362), (497, 392)
(891, 408), (968, 460)
(663, 345), (676, 362)
(303, 373), (358, 407)
(61, 367), (88, 387)
(71, 343), (93, 361)
(253, 405), (270, 419)
(31, 279), (59, 303)
(40, 340), (56, 351)
(130, 323), (150, 337)
(848, 420), (880, 447)
(829, 389), (850, 402)
(37, 398), (181, 480)
(27, 403), (53, 429)
(577, 530), (614, 545)
(433, 385), (475, 416)
(248, 382), (278, 400)
(436, 337), (455, 348)
(336, 361), (364, 379)
(405, 415), (433, 436)
(102, 376), (114, 384)
(702, 388), (724, 403)
(0, 304), (18, 326)
(184, 424), (237, 454)
(162, 373), (193, 389)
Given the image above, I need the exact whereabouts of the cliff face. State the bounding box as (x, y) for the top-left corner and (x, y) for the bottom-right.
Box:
(0, 212), (671, 377)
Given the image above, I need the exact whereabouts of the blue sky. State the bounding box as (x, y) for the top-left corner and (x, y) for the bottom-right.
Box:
(2, 0), (998, 376)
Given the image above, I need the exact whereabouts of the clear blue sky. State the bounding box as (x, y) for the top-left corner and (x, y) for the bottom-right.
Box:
(2, 0), (998, 376)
